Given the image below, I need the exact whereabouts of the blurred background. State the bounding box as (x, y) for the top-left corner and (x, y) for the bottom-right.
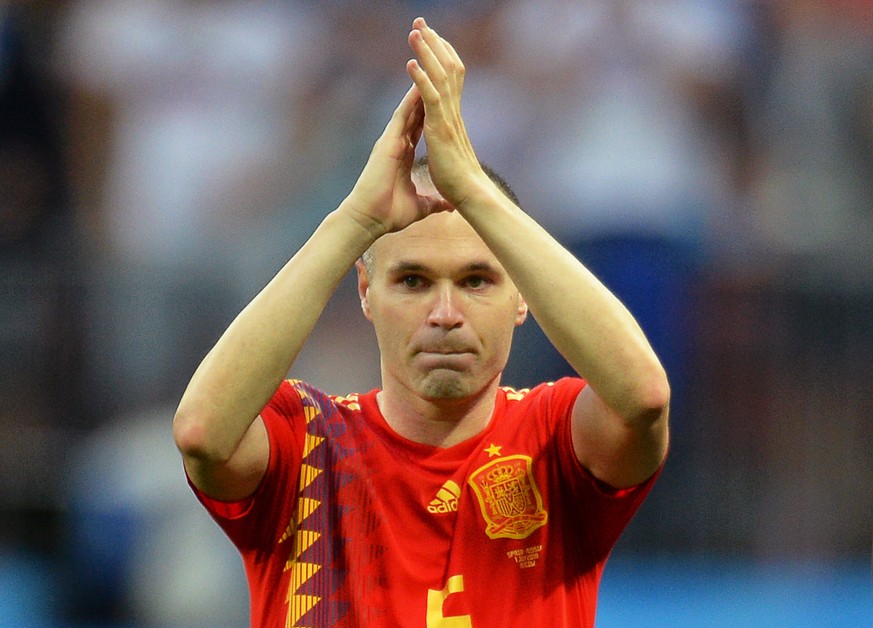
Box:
(1, 0), (871, 626)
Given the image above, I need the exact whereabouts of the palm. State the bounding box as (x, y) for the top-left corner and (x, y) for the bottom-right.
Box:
(344, 85), (445, 236)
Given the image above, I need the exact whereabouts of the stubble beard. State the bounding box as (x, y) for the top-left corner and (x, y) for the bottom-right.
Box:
(421, 371), (469, 400)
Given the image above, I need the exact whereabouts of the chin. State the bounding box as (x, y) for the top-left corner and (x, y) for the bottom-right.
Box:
(421, 373), (471, 401)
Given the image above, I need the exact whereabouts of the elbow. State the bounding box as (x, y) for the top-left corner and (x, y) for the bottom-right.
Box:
(173, 407), (232, 464)
(629, 365), (671, 426)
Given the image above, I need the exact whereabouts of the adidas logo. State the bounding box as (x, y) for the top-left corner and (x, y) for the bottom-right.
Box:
(427, 480), (461, 514)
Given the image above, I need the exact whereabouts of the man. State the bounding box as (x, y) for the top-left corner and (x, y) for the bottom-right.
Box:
(174, 17), (669, 627)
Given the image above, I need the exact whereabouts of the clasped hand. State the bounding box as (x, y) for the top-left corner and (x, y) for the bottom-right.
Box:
(343, 17), (485, 239)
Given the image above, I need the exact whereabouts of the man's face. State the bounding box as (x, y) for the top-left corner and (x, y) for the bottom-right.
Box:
(357, 210), (527, 402)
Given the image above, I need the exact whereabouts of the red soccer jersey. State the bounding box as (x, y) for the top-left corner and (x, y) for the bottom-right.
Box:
(191, 378), (659, 627)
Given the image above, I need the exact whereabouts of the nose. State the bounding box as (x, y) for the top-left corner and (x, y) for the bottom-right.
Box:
(427, 284), (464, 329)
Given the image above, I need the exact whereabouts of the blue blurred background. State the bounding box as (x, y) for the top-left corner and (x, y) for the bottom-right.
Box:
(1, 0), (871, 626)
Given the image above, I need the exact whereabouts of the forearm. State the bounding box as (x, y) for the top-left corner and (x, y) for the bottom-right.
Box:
(403, 19), (666, 422)
(457, 179), (669, 424)
(174, 207), (376, 461)
(175, 74), (430, 495)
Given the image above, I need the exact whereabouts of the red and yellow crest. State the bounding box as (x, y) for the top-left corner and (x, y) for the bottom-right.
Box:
(468, 455), (547, 540)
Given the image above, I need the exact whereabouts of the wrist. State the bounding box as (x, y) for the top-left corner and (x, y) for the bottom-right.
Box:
(453, 173), (512, 216)
(335, 198), (389, 243)
(323, 204), (385, 257)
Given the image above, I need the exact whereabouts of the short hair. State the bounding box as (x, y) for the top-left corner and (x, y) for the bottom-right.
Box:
(412, 155), (521, 208)
(361, 156), (520, 271)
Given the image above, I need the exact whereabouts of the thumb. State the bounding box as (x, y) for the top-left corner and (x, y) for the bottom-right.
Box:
(421, 194), (455, 215)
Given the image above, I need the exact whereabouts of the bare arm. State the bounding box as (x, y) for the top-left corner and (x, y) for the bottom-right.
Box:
(173, 85), (443, 500)
(406, 18), (669, 488)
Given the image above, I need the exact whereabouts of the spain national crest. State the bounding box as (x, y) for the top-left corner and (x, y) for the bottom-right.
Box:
(468, 455), (548, 540)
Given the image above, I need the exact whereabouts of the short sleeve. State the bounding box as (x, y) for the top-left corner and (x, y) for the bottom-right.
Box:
(188, 380), (307, 549)
(551, 378), (663, 555)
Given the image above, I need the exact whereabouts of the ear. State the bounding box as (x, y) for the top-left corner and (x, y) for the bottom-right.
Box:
(515, 294), (528, 326)
(355, 259), (373, 321)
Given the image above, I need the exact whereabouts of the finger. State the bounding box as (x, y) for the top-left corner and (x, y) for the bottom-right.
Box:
(398, 84), (422, 126)
(387, 84), (421, 133)
(408, 93), (425, 148)
(397, 87), (424, 156)
(409, 20), (464, 97)
(385, 84), (419, 137)
(439, 37), (465, 88)
(408, 26), (448, 90)
(414, 18), (452, 63)
(406, 57), (440, 106)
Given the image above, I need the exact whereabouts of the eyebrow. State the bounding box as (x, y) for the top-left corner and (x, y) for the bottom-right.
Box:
(385, 260), (502, 276)
(386, 261), (428, 275)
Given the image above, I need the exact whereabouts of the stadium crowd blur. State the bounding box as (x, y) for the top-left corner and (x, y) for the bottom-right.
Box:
(1, 0), (871, 625)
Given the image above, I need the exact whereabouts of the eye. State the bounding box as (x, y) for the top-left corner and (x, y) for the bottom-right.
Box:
(401, 275), (425, 289)
(464, 275), (489, 290)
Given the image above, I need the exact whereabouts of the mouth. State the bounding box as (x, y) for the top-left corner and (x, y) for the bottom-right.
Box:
(415, 350), (476, 369)
(419, 349), (471, 355)
(416, 345), (476, 357)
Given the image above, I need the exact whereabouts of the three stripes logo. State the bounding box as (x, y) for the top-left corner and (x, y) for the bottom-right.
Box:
(427, 479), (461, 514)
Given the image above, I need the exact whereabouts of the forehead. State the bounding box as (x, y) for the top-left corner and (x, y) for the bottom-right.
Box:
(369, 211), (500, 274)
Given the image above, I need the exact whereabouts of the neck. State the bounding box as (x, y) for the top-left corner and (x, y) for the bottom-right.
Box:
(376, 380), (500, 447)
